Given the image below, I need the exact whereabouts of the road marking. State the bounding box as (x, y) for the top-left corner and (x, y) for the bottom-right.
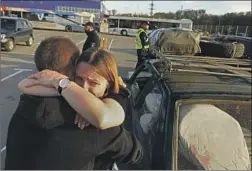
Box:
(108, 38), (114, 50)
(2, 56), (35, 65)
(1, 146), (6, 153)
(1, 70), (24, 82)
(1, 69), (34, 82)
(76, 38), (86, 46)
(14, 68), (34, 72)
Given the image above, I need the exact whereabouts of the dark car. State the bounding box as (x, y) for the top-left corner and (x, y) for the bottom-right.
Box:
(122, 52), (251, 170)
(1, 16), (34, 51)
(94, 22), (100, 32)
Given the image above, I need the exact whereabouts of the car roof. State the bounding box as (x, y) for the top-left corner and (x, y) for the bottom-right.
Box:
(1, 16), (29, 22)
(155, 28), (192, 32)
(226, 35), (251, 41)
(148, 54), (252, 96)
(1, 16), (19, 20)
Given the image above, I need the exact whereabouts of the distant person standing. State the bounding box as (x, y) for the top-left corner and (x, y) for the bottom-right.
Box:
(135, 21), (150, 68)
(82, 22), (100, 52)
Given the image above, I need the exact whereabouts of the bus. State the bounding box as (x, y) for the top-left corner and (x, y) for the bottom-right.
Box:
(107, 16), (193, 36)
(1, 6), (96, 32)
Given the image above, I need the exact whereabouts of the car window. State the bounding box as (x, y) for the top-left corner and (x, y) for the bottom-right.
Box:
(138, 83), (164, 163)
(1, 19), (16, 30)
(26, 20), (33, 28)
(130, 67), (153, 100)
(16, 20), (22, 29)
(20, 20), (28, 28)
(140, 83), (163, 126)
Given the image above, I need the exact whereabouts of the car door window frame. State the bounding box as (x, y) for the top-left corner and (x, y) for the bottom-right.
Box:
(16, 20), (22, 30)
(129, 62), (170, 169)
(140, 76), (170, 169)
(27, 20), (33, 28)
(162, 87), (176, 170)
(151, 82), (169, 169)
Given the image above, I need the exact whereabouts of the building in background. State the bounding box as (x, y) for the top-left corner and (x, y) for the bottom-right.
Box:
(1, 0), (102, 32)
(1, 0), (101, 20)
(100, 0), (109, 17)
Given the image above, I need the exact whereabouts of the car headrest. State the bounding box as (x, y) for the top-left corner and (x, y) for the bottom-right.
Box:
(140, 113), (157, 134)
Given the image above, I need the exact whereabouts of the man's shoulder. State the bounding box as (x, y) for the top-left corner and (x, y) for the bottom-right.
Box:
(19, 94), (71, 110)
(94, 32), (100, 39)
(17, 94), (76, 128)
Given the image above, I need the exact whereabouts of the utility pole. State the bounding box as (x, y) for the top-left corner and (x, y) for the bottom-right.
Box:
(137, 4), (139, 17)
(149, 0), (154, 17)
(180, 5), (183, 19)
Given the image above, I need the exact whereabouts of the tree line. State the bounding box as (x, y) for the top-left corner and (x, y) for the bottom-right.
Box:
(108, 9), (251, 26)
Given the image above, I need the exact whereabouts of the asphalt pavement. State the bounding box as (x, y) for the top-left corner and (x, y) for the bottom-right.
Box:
(0, 29), (137, 169)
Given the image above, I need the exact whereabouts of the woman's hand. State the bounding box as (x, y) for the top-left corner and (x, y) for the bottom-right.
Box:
(75, 114), (90, 129)
(28, 70), (68, 89)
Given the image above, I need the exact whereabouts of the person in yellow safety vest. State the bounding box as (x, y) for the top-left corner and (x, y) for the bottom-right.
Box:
(135, 21), (150, 68)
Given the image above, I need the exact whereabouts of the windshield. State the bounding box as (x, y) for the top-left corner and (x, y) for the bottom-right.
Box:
(1, 19), (16, 30)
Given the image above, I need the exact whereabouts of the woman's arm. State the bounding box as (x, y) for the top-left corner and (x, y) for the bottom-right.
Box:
(59, 81), (125, 130)
(18, 78), (60, 96)
(26, 70), (126, 129)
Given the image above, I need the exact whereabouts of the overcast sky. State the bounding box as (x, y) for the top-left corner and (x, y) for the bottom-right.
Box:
(103, 1), (251, 15)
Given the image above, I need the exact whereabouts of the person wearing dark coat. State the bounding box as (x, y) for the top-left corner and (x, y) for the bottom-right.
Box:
(4, 37), (143, 170)
(82, 22), (100, 52)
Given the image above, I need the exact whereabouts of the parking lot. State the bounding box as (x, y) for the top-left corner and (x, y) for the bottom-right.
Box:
(0, 30), (137, 169)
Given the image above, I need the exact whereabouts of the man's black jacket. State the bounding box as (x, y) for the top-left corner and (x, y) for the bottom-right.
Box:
(82, 30), (100, 52)
(5, 90), (142, 170)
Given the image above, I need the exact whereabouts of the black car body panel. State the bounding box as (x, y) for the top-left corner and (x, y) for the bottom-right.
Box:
(123, 52), (251, 170)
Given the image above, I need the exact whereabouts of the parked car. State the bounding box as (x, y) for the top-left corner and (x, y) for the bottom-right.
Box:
(94, 22), (100, 32)
(121, 53), (251, 170)
(1, 16), (34, 51)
